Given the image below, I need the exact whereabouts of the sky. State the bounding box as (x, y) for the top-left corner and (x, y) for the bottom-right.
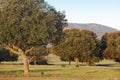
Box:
(45, 0), (120, 30)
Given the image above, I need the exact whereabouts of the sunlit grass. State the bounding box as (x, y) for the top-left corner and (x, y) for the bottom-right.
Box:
(0, 60), (120, 80)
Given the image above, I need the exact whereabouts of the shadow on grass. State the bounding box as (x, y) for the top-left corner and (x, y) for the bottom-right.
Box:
(94, 64), (113, 67)
(79, 63), (113, 67)
(30, 69), (61, 73)
(0, 70), (23, 75)
(0, 68), (61, 75)
(79, 63), (120, 67)
(93, 62), (120, 67)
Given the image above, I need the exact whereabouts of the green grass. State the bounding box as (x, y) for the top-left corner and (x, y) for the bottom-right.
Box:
(0, 60), (120, 80)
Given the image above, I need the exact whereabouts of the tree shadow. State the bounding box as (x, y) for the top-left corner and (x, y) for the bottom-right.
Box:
(115, 69), (120, 71)
(94, 62), (120, 67)
(0, 70), (23, 75)
(94, 64), (113, 67)
(0, 68), (61, 75)
(30, 69), (62, 73)
(78, 62), (119, 67)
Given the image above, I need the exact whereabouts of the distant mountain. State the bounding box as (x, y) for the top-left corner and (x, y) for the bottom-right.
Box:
(66, 23), (117, 39)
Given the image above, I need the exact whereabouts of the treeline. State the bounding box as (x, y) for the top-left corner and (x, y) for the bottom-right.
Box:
(52, 28), (120, 66)
(1, 28), (119, 65)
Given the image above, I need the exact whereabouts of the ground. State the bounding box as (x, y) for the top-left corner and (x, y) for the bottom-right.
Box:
(0, 60), (120, 80)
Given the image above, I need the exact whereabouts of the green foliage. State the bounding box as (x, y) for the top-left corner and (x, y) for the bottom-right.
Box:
(0, 0), (67, 51)
(102, 31), (120, 60)
(27, 45), (48, 64)
(52, 28), (101, 64)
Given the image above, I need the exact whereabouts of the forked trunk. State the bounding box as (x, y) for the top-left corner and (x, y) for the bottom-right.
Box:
(22, 54), (30, 77)
(74, 57), (79, 66)
(5, 45), (33, 77)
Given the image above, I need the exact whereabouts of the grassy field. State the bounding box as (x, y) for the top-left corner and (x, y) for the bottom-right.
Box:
(0, 60), (120, 80)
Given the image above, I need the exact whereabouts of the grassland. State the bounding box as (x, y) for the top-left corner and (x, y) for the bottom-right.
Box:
(0, 60), (120, 80)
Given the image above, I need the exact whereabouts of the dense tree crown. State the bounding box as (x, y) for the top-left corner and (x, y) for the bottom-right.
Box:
(0, 0), (67, 76)
(52, 28), (101, 65)
(0, 0), (67, 50)
(102, 31), (120, 60)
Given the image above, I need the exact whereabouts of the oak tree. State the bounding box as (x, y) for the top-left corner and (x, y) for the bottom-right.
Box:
(52, 29), (101, 66)
(0, 0), (67, 76)
(102, 31), (120, 61)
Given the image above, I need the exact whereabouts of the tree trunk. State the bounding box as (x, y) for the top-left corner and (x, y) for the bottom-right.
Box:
(5, 45), (34, 77)
(86, 61), (94, 66)
(34, 60), (37, 65)
(22, 54), (30, 77)
(69, 56), (72, 65)
(74, 57), (79, 66)
(86, 62), (89, 66)
(69, 60), (71, 65)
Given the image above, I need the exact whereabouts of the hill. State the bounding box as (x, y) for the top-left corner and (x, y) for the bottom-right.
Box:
(67, 23), (117, 39)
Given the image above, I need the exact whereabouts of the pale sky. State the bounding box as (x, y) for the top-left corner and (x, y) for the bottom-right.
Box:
(45, 0), (120, 30)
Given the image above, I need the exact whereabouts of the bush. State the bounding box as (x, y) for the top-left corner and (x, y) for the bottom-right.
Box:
(41, 72), (44, 75)
(61, 64), (66, 67)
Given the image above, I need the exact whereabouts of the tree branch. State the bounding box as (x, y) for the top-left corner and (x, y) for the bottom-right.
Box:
(5, 47), (23, 55)
(25, 47), (34, 54)
(12, 45), (23, 52)
(28, 56), (35, 62)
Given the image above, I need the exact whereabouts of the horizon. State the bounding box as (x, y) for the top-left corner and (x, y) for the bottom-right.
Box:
(45, 0), (120, 30)
(67, 22), (118, 30)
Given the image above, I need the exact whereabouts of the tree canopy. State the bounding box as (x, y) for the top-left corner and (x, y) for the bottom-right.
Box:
(0, 0), (67, 49)
(52, 28), (101, 65)
(102, 31), (120, 61)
